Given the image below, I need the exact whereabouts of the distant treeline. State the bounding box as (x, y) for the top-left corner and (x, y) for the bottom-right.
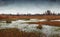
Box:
(0, 10), (60, 16)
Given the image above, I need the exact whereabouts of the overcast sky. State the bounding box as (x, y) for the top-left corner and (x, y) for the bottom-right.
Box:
(0, 0), (60, 14)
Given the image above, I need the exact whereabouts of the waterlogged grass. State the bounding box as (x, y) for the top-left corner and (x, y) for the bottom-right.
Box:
(0, 28), (46, 37)
(0, 28), (60, 37)
(0, 22), (46, 37)
(0, 20), (60, 37)
(49, 34), (60, 37)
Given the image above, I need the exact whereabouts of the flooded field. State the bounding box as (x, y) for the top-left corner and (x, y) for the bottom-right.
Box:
(0, 19), (60, 37)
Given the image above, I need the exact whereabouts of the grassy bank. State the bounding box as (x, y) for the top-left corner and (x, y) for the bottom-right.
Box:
(0, 28), (46, 37)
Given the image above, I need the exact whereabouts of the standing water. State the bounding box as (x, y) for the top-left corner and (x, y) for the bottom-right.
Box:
(0, 20), (60, 37)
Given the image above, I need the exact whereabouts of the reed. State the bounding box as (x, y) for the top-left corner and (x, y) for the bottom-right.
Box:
(0, 28), (46, 37)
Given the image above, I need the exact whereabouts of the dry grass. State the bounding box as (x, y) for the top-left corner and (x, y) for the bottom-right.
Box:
(0, 28), (46, 37)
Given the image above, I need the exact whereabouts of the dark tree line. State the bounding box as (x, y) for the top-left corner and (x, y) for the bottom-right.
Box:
(0, 10), (60, 16)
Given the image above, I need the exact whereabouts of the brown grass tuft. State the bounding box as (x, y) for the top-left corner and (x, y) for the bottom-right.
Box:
(0, 28), (46, 37)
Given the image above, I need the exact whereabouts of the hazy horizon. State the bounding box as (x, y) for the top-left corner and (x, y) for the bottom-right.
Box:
(0, 0), (60, 14)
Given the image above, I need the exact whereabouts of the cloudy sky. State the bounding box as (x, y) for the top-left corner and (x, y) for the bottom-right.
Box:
(0, 0), (60, 14)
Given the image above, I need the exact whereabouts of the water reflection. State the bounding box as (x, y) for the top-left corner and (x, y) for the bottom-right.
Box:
(0, 20), (60, 37)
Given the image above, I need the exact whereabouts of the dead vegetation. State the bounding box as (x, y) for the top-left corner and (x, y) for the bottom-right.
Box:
(0, 28), (46, 37)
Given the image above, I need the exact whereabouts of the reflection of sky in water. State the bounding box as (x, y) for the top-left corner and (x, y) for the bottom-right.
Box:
(0, 0), (60, 14)
(0, 20), (60, 37)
